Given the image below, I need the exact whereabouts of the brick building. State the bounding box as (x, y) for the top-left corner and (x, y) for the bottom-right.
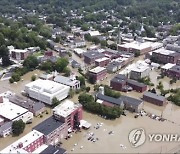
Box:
(127, 79), (147, 93)
(53, 100), (83, 131)
(83, 51), (104, 64)
(143, 91), (167, 106)
(89, 66), (107, 83)
(95, 57), (110, 67)
(11, 49), (29, 61)
(152, 48), (180, 64)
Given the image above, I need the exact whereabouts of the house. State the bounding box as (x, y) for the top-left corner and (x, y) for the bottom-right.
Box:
(96, 93), (143, 112)
(54, 74), (81, 89)
(88, 31), (101, 37)
(110, 74), (127, 91)
(143, 91), (167, 106)
(74, 39), (86, 48)
(0, 121), (12, 138)
(127, 79), (147, 93)
(95, 57), (110, 67)
(152, 48), (180, 64)
(10, 49), (29, 61)
(33, 116), (68, 145)
(83, 51), (104, 64)
(110, 74), (147, 93)
(24, 79), (70, 105)
(71, 60), (81, 68)
(74, 48), (86, 57)
(89, 66), (107, 83)
(53, 100), (83, 130)
(107, 61), (122, 73)
(161, 64), (180, 80)
(9, 95), (45, 116)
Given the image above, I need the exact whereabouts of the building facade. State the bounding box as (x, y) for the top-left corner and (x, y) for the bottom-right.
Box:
(89, 67), (107, 83)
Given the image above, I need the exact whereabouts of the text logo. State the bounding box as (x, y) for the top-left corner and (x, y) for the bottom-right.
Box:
(128, 128), (146, 148)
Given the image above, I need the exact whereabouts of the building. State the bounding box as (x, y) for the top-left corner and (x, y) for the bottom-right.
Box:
(107, 61), (122, 73)
(0, 130), (44, 153)
(11, 49), (29, 61)
(129, 61), (150, 80)
(33, 116), (68, 145)
(118, 41), (152, 54)
(9, 95), (45, 116)
(127, 79), (147, 93)
(110, 74), (147, 93)
(53, 100), (82, 131)
(161, 64), (180, 80)
(0, 96), (33, 123)
(74, 39), (86, 48)
(143, 91), (167, 106)
(83, 51), (104, 64)
(40, 145), (66, 154)
(74, 48), (86, 57)
(89, 66), (107, 83)
(54, 74), (80, 89)
(95, 57), (110, 67)
(0, 121), (12, 137)
(152, 48), (180, 64)
(177, 59), (180, 65)
(166, 44), (180, 53)
(88, 31), (101, 37)
(110, 74), (127, 91)
(96, 93), (143, 112)
(25, 79), (70, 105)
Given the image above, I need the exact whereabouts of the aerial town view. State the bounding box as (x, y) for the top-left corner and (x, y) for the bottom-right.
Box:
(0, 0), (180, 153)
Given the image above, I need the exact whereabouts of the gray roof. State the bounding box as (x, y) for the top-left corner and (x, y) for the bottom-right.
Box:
(143, 91), (165, 101)
(97, 93), (123, 106)
(9, 95), (45, 113)
(111, 74), (127, 84)
(170, 65), (180, 73)
(115, 74), (127, 80)
(119, 95), (143, 106)
(0, 122), (12, 132)
(83, 51), (104, 59)
(40, 145), (66, 154)
(54, 75), (80, 87)
(127, 79), (147, 88)
(33, 116), (64, 135)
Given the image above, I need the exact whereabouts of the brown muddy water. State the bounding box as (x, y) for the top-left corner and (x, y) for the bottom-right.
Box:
(0, 67), (180, 153)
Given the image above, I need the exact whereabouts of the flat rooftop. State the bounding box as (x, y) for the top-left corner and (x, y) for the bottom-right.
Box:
(0, 130), (44, 154)
(95, 57), (110, 62)
(74, 48), (86, 54)
(119, 41), (151, 50)
(53, 100), (82, 118)
(25, 79), (69, 96)
(0, 97), (29, 121)
(40, 145), (66, 154)
(89, 66), (106, 74)
(153, 48), (176, 55)
(83, 51), (104, 59)
(33, 116), (64, 135)
(161, 63), (176, 70)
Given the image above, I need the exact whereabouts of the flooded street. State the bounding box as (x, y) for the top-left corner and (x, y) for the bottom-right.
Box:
(61, 111), (180, 153)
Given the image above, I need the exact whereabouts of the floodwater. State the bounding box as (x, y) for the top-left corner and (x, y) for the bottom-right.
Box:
(61, 111), (180, 153)
(0, 69), (43, 95)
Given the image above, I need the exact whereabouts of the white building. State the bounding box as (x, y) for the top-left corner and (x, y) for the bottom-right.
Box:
(25, 79), (70, 105)
(0, 97), (33, 123)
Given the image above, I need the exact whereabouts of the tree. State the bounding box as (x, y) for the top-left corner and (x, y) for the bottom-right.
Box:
(52, 97), (60, 108)
(55, 58), (69, 72)
(23, 55), (39, 70)
(12, 120), (25, 136)
(68, 89), (75, 98)
(77, 76), (86, 87)
(86, 87), (90, 92)
(2, 55), (11, 66)
(31, 75), (36, 81)
(134, 51), (140, 57)
(63, 67), (71, 77)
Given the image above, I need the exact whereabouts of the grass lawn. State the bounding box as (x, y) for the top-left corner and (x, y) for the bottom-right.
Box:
(33, 51), (44, 57)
